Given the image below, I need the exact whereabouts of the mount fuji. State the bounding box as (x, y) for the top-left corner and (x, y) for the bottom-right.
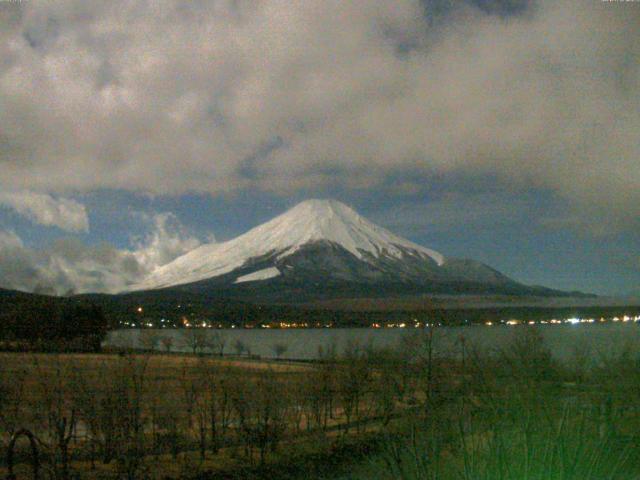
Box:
(129, 199), (565, 301)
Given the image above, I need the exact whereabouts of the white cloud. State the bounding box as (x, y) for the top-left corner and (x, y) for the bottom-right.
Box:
(0, 212), (202, 294)
(131, 212), (203, 274)
(0, 230), (23, 249)
(0, 0), (638, 229)
(0, 191), (89, 232)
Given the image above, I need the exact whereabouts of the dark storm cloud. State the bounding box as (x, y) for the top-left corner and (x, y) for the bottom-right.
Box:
(0, 0), (638, 232)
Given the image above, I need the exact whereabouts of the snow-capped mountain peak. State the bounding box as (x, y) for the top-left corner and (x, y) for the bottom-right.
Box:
(133, 199), (444, 290)
(268, 199), (444, 264)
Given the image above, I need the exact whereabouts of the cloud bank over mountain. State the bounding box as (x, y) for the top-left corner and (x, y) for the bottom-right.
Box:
(0, 0), (638, 231)
(0, 213), (202, 294)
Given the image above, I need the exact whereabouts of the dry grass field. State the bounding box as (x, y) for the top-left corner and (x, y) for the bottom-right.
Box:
(3, 327), (640, 480)
(0, 344), (413, 480)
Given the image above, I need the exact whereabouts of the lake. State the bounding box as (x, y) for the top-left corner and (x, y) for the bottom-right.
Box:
(105, 322), (640, 363)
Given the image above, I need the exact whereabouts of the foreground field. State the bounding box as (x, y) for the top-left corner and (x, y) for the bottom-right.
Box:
(0, 342), (417, 480)
(2, 328), (640, 479)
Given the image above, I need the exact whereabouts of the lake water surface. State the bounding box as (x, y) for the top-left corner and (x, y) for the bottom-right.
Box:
(105, 322), (640, 363)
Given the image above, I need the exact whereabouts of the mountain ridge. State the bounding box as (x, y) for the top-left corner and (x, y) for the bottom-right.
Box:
(133, 199), (445, 291)
(129, 199), (572, 300)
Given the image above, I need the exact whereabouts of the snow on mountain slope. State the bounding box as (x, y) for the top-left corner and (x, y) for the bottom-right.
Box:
(133, 199), (444, 290)
(234, 267), (281, 284)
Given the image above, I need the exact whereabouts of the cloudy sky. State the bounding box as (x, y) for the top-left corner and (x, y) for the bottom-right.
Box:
(0, 0), (638, 295)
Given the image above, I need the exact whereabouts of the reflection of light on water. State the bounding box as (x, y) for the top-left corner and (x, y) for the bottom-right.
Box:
(495, 315), (639, 327)
(119, 311), (640, 332)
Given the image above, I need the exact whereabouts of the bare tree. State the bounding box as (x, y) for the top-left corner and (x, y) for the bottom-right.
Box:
(336, 341), (372, 433)
(194, 360), (228, 455)
(233, 339), (247, 357)
(6, 429), (40, 480)
(139, 329), (161, 352)
(179, 365), (198, 431)
(228, 373), (254, 460)
(160, 336), (174, 353)
(286, 374), (307, 434)
(302, 368), (334, 432)
(402, 315), (446, 410)
(297, 341), (339, 433)
(192, 358), (239, 459)
(210, 331), (227, 357)
(368, 347), (409, 426)
(153, 390), (184, 460)
(72, 359), (113, 469)
(0, 361), (28, 442)
(110, 356), (150, 480)
(33, 355), (77, 480)
(193, 375), (210, 460)
(180, 362), (210, 461)
(252, 370), (289, 463)
(180, 328), (209, 355)
(230, 369), (289, 464)
(271, 342), (289, 359)
(210, 365), (235, 451)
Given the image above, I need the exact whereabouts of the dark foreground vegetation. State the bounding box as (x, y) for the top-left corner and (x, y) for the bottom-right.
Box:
(0, 290), (109, 352)
(338, 330), (640, 480)
(1, 327), (640, 479)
